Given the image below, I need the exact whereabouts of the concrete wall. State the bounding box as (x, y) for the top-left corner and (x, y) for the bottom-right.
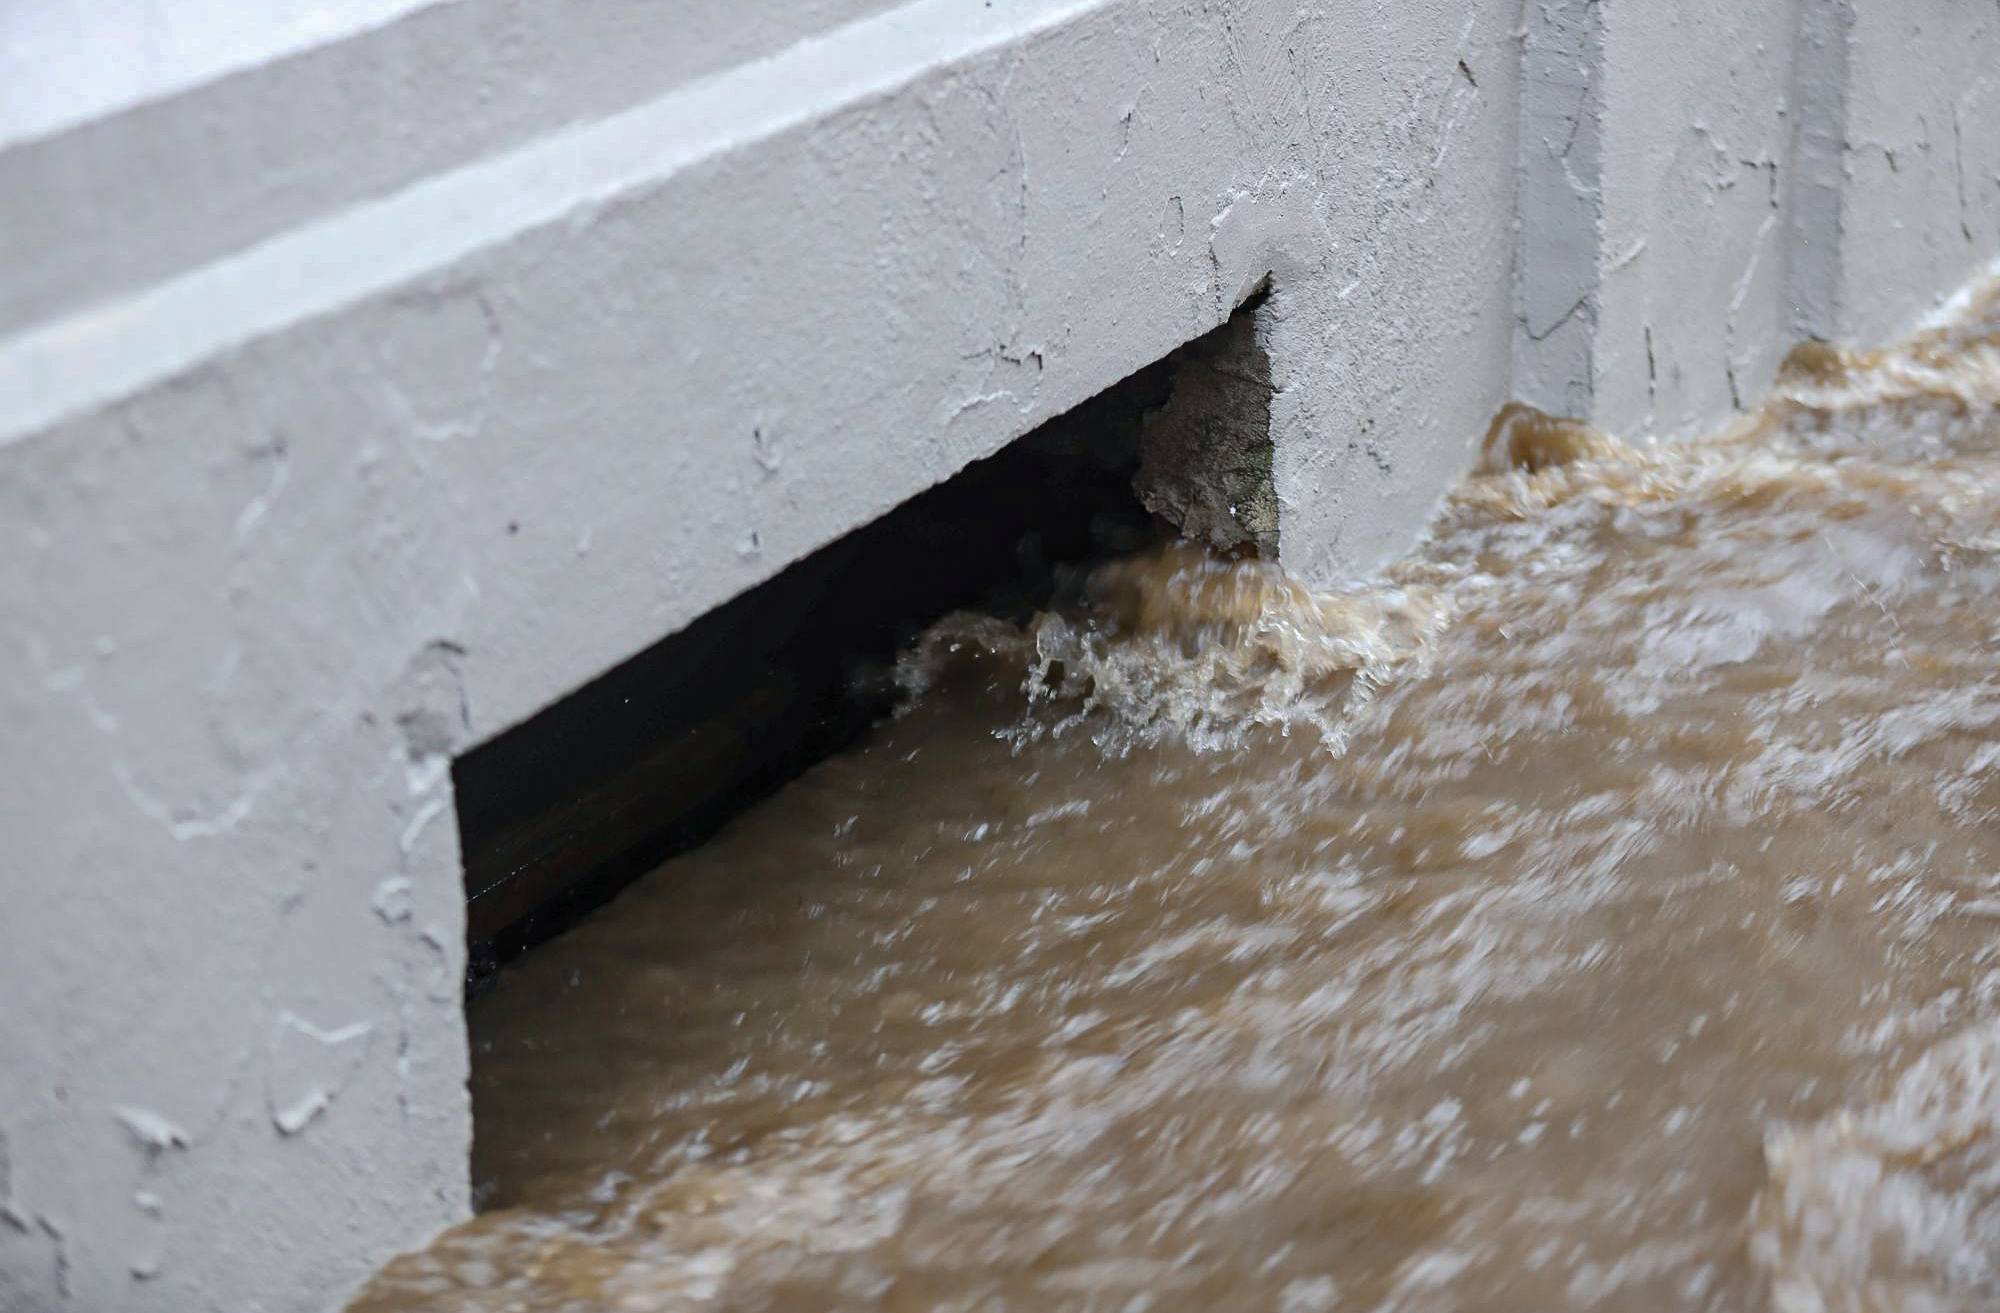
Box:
(1593, 0), (1800, 438)
(0, 0), (905, 337)
(1810, 1), (2000, 344)
(1, 1), (1996, 1309)
(1513, 0), (2000, 440)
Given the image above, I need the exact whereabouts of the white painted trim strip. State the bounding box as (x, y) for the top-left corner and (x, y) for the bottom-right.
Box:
(0, 0), (1102, 444)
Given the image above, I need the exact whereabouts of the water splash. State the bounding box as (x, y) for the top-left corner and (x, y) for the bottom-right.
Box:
(355, 275), (2000, 1313)
(1754, 1020), (2000, 1313)
(898, 544), (1456, 754)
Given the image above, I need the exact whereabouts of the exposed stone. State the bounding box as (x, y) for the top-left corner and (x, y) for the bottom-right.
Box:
(1135, 300), (1279, 557)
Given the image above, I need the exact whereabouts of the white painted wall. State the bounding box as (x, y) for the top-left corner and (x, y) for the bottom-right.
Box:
(1594, 0), (1800, 438)
(1514, 0), (2000, 442)
(1, 2), (1996, 1309)
(0, 0), (905, 336)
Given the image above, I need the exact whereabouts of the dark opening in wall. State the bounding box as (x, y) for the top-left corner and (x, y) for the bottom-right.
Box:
(452, 292), (1276, 990)
(453, 370), (1157, 988)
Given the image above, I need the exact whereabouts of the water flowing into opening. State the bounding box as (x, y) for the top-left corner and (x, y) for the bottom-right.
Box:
(451, 351), (1165, 985)
(364, 280), (2000, 1312)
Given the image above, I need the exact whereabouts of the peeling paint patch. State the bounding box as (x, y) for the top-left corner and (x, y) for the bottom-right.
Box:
(110, 757), (277, 843)
(419, 926), (458, 1003)
(751, 425), (783, 476)
(267, 1013), (375, 1136)
(113, 1106), (190, 1153)
(398, 795), (448, 855)
(230, 434), (290, 546)
(371, 875), (415, 924)
(395, 640), (471, 774)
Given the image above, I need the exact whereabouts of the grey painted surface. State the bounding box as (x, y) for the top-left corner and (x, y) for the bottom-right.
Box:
(1512, 0), (1605, 422)
(0, 2), (1520, 1307)
(1515, 0), (1803, 440)
(1514, 0), (2000, 442)
(1827, 1), (2000, 343)
(1259, 8), (1521, 587)
(1594, 0), (1799, 439)
(1, 0), (1997, 1309)
(1786, 0), (1855, 343)
(2, 0), (439, 146)
(0, 0), (905, 337)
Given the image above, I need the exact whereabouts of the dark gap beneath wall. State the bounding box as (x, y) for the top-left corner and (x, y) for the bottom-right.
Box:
(453, 286), (1277, 992)
(452, 353), (1191, 992)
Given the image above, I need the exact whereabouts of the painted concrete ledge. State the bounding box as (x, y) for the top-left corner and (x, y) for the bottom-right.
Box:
(1, 0), (1997, 1309)
(0, 0), (908, 337)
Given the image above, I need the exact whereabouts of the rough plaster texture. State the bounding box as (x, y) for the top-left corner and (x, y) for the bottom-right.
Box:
(1593, 0), (1799, 439)
(1785, 0), (1854, 343)
(1513, 0), (2000, 440)
(1, 0), (1997, 1309)
(0, 2), (1519, 1306)
(1512, 0), (1605, 421)
(1515, 0), (1800, 438)
(1814, 1), (2000, 344)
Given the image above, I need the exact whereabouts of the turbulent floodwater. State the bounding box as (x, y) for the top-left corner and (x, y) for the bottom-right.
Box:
(357, 281), (2000, 1313)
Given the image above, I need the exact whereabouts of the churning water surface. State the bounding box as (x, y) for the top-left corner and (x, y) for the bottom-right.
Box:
(357, 279), (2000, 1313)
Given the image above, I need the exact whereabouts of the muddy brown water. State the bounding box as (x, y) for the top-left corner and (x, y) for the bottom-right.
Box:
(357, 281), (2000, 1313)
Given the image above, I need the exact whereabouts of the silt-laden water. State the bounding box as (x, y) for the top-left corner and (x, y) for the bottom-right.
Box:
(357, 280), (2000, 1313)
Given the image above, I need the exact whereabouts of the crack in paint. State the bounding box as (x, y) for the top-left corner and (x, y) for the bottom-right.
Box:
(1525, 290), (1591, 343)
(1955, 102), (1974, 242)
(38, 1214), (71, 1300)
(1645, 325), (1658, 411)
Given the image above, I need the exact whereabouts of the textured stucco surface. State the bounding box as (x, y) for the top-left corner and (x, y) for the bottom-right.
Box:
(2, 1), (1998, 1309)
(1515, 0), (1801, 439)
(1593, 0), (1799, 439)
(1822, 1), (2000, 343)
(1512, 0), (1604, 421)
(1514, 0), (2000, 440)
(0, 2), (1519, 1307)
(0, 0), (906, 337)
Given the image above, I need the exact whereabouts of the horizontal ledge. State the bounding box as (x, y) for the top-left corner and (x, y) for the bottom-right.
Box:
(0, 0), (1100, 445)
